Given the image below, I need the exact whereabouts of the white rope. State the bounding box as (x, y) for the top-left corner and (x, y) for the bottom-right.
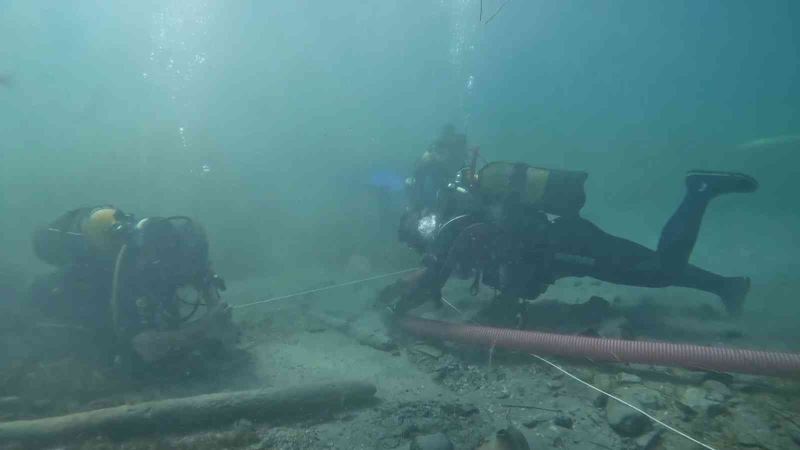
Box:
(528, 353), (717, 450)
(440, 296), (463, 315)
(232, 267), (420, 310)
(230, 265), (715, 449)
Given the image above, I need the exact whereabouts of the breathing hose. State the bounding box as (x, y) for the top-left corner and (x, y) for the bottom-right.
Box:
(398, 315), (800, 377)
(110, 244), (127, 336)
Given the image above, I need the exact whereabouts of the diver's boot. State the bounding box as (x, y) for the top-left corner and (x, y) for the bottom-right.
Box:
(686, 170), (759, 197)
(719, 276), (750, 317)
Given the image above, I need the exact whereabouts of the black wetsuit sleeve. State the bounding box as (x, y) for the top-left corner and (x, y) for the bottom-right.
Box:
(33, 207), (95, 266)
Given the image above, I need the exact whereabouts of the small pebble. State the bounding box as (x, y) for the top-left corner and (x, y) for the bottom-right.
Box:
(593, 394), (608, 408)
(523, 419), (545, 429)
(554, 415), (574, 429)
(617, 373), (642, 384)
(635, 429), (662, 450)
(410, 432), (454, 450)
(702, 379), (732, 398)
(523, 413), (552, 428)
(233, 418), (254, 432)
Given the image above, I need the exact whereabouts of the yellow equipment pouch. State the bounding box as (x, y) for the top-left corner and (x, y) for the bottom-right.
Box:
(477, 162), (588, 217)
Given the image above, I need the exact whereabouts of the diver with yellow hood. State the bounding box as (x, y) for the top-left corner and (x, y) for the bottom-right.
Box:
(30, 206), (235, 368)
(387, 158), (758, 322)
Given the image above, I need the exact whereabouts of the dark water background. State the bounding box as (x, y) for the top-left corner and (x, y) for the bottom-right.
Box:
(1, 0), (798, 315)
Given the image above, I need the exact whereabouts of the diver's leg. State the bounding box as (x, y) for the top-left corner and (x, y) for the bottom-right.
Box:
(546, 216), (671, 288)
(674, 264), (750, 316)
(545, 215), (749, 305)
(657, 170), (759, 275)
(544, 169), (758, 315)
(656, 187), (711, 276)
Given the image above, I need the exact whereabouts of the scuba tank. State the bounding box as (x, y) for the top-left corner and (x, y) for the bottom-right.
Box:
(33, 206), (132, 267)
(129, 216), (211, 288)
(477, 162), (588, 217)
(115, 216), (220, 333)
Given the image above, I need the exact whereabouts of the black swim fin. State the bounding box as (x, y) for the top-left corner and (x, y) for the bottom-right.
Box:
(719, 276), (750, 317)
(686, 170), (759, 196)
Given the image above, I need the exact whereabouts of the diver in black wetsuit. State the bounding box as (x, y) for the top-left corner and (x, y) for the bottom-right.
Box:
(535, 172), (754, 309)
(384, 162), (758, 319)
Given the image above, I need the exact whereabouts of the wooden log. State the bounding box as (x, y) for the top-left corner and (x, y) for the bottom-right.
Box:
(0, 380), (376, 445)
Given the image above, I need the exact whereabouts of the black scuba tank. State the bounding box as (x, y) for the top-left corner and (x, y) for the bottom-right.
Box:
(130, 216), (210, 286)
(33, 207), (95, 267)
(477, 162), (588, 217)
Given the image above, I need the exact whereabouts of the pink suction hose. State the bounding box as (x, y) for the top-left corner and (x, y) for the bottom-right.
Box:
(399, 316), (800, 377)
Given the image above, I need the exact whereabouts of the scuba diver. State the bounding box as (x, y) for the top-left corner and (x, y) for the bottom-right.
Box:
(29, 206), (235, 368)
(405, 124), (470, 213)
(382, 156), (758, 322)
(364, 124), (469, 236)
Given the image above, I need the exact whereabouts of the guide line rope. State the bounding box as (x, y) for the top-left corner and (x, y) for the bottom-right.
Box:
(529, 353), (717, 450)
(232, 267), (420, 310)
(231, 267), (717, 449)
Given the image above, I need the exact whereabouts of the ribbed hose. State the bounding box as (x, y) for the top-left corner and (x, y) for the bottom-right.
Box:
(399, 316), (800, 377)
(110, 244), (128, 336)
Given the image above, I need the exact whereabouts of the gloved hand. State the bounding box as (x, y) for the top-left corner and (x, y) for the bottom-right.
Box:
(375, 266), (446, 316)
(375, 269), (425, 307)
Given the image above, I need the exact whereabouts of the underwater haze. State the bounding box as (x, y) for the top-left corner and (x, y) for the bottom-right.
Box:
(2, 1), (799, 284)
(1, 1), (800, 448)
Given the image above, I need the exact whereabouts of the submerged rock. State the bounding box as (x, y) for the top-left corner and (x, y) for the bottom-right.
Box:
(593, 394), (609, 408)
(522, 413), (552, 429)
(616, 373), (642, 384)
(310, 311), (396, 352)
(635, 429), (662, 450)
(605, 386), (663, 437)
(411, 343), (444, 359)
(476, 427), (530, 450)
(553, 415), (574, 429)
(591, 373), (615, 408)
(678, 386), (726, 418)
(233, 418), (254, 433)
(592, 373), (615, 392)
(729, 373), (769, 392)
(597, 317), (634, 339)
(701, 379), (732, 401)
(257, 428), (319, 450)
(791, 430), (800, 446)
(410, 432), (454, 450)
(575, 296), (614, 326)
(606, 400), (651, 437)
(726, 406), (787, 449)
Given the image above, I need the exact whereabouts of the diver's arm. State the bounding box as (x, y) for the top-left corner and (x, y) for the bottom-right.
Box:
(377, 254), (451, 315)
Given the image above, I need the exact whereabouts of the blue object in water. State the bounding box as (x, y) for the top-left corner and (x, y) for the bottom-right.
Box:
(369, 170), (406, 192)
